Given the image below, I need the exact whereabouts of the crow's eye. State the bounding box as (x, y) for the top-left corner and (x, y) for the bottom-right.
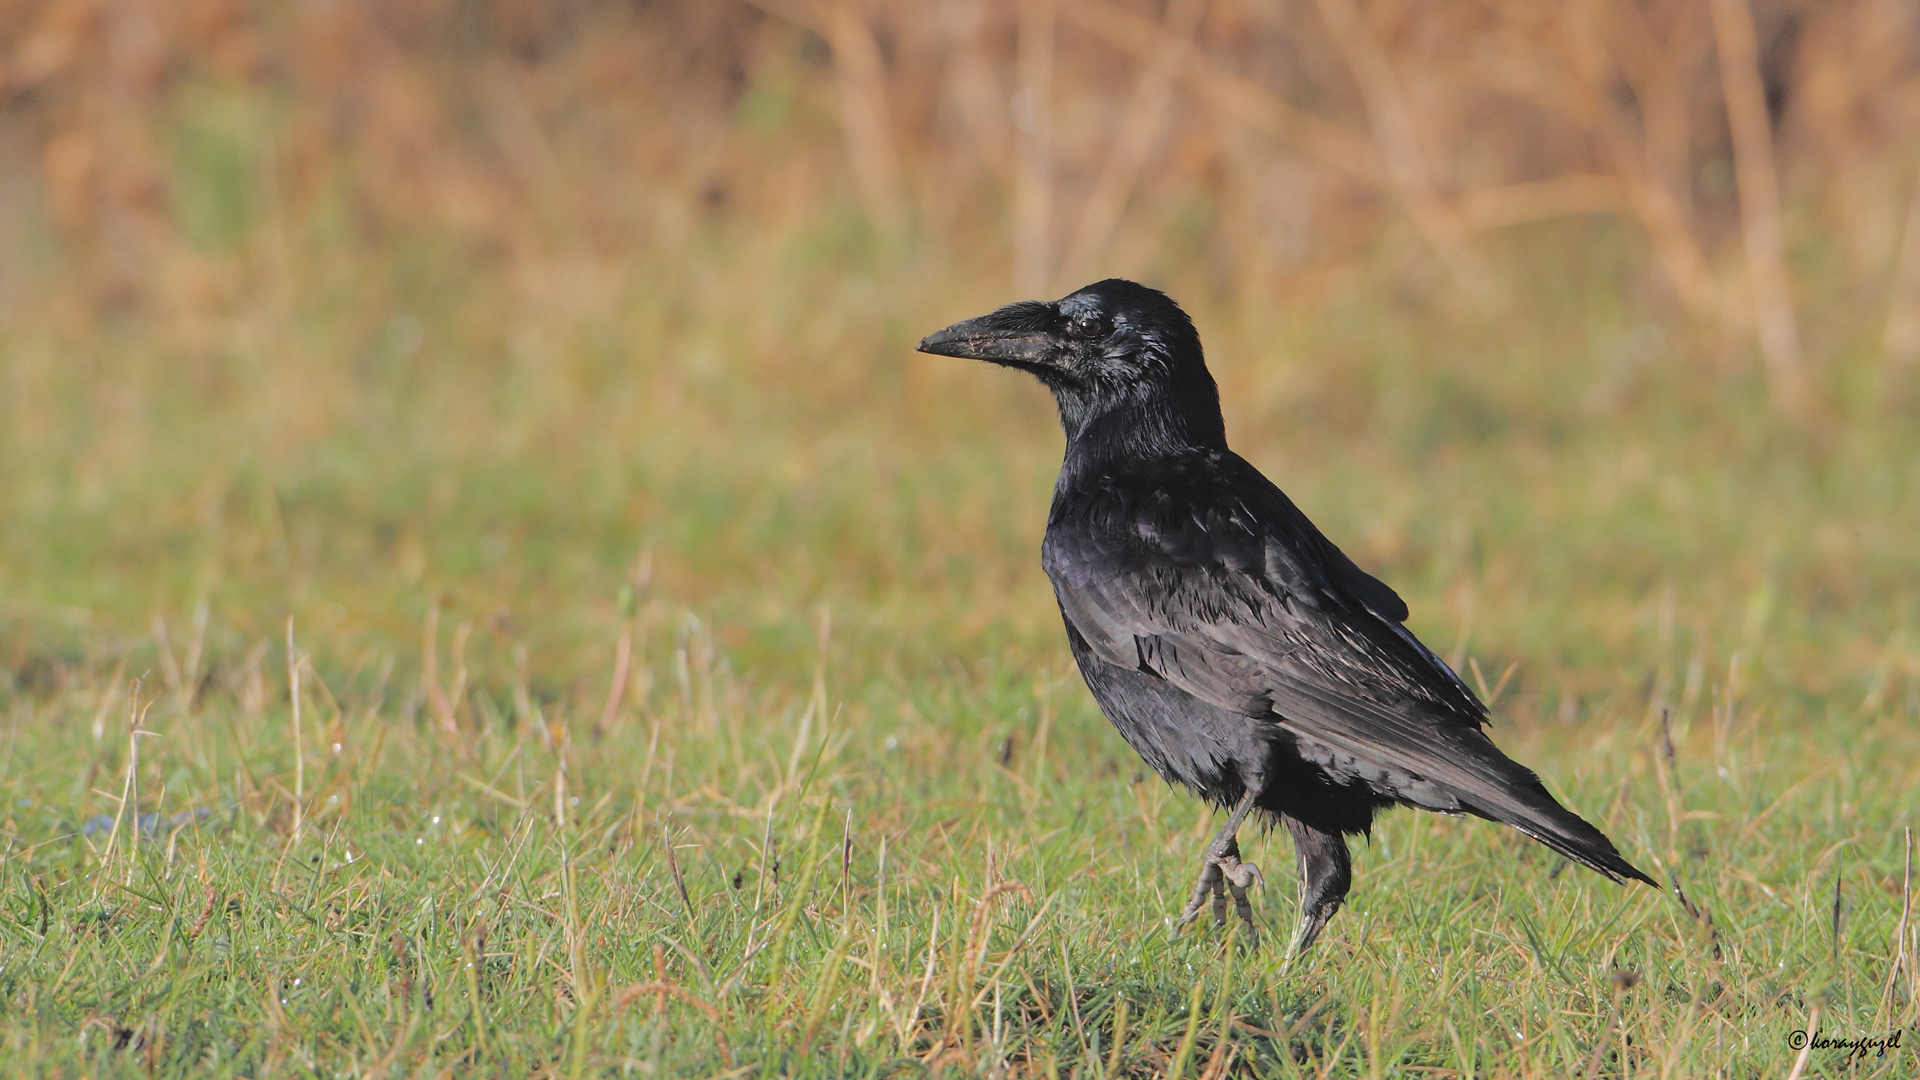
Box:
(1067, 312), (1111, 340)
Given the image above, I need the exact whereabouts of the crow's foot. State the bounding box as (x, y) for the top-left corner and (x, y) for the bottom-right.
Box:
(1175, 836), (1262, 941)
(1282, 816), (1353, 958)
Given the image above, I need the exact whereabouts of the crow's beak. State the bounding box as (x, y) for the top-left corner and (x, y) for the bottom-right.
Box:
(916, 301), (1058, 367)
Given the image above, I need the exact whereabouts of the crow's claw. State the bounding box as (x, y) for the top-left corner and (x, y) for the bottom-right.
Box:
(1175, 840), (1261, 941)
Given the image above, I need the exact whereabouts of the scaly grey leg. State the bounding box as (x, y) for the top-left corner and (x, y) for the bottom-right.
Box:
(1284, 816), (1352, 956)
(1175, 787), (1264, 940)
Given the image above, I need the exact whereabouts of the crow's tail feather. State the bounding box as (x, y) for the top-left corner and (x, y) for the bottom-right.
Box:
(1460, 760), (1659, 888)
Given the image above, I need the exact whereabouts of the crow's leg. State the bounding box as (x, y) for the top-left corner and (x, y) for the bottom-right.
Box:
(1175, 787), (1265, 938)
(1215, 835), (1265, 933)
(1283, 817), (1352, 956)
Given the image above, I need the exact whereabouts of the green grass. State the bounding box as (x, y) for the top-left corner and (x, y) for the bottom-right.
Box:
(2, 217), (1919, 1075)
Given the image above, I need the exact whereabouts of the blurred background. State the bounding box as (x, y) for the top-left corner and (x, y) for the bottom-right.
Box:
(6, 7), (1920, 1070)
(3, 0), (1918, 729)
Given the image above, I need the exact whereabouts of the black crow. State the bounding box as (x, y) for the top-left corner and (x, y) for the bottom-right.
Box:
(919, 279), (1656, 952)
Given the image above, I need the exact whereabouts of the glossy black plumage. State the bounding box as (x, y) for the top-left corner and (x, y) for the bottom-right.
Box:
(920, 279), (1656, 950)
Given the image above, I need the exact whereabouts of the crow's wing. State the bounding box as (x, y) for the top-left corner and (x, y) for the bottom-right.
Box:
(1044, 451), (1652, 884)
(1044, 451), (1482, 724)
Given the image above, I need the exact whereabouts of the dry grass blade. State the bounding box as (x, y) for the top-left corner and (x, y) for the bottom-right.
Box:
(1669, 870), (1722, 961)
(1653, 706), (1684, 859)
(595, 621), (632, 738)
(286, 619), (304, 841)
(612, 981), (732, 1065)
(1783, 1000), (1820, 1080)
(1866, 832), (1906, 1021)
(662, 819), (694, 926)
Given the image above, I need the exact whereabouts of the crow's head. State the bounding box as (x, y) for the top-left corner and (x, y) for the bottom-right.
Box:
(917, 279), (1224, 449)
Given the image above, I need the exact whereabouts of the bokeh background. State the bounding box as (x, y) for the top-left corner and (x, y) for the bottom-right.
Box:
(3, 2), (1920, 1074)
(3, 0), (1918, 718)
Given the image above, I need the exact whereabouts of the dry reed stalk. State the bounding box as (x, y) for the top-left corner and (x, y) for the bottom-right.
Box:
(1608, 134), (1718, 321)
(14, 0), (1916, 400)
(1709, 0), (1808, 414)
(473, 66), (567, 207)
(825, 0), (906, 234)
(1063, 0), (1385, 186)
(1058, 0), (1210, 288)
(1601, 0), (1708, 231)
(942, 0), (1013, 190)
(1067, 0), (1642, 259)
(742, 0), (906, 236)
(1312, 0), (1498, 301)
(1883, 167), (1920, 368)
(1014, 0), (1056, 295)
(1547, 2), (1720, 321)
(1456, 175), (1626, 231)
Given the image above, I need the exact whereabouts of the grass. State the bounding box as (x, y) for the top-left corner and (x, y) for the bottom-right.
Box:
(3, 208), (1920, 1076)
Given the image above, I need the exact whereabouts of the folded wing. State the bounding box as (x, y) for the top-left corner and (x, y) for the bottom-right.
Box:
(1044, 452), (1655, 886)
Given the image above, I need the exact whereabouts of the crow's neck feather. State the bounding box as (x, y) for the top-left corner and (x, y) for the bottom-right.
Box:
(1053, 378), (1229, 482)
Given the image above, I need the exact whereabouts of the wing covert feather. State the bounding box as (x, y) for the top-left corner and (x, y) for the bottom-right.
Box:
(1043, 449), (1491, 789)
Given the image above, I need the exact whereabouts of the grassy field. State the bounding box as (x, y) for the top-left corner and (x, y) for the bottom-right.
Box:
(3, 212), (1919, 1077)
(2, 3), (1919, 1068)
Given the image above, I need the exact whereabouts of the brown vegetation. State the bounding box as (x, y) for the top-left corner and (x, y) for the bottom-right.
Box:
(2, 0), (1917, 412)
